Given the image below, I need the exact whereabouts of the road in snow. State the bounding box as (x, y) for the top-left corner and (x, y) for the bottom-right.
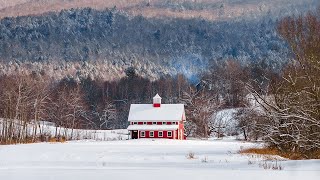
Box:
(0, 139), (319, 180)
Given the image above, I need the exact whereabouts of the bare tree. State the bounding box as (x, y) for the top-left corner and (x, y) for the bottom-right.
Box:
(235, 107), (265, 141)
(30, 78), (51, 141)
(182, 87), (221, 138)
(66, 87), (87, 139)
(97, 99), (117, 129)
(246, 11), (320, 158)
(184, 120), (197, 137)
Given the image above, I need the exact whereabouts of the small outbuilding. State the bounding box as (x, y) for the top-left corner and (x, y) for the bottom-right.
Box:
(127, 94), (186, 140)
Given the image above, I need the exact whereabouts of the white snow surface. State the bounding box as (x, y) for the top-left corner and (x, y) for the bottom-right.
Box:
(0, 138), (319, 180)
(128, 104), (185, 121)
(127, 124), (179, 130)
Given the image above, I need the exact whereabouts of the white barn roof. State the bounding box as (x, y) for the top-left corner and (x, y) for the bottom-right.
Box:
(128, 104), (185, 121)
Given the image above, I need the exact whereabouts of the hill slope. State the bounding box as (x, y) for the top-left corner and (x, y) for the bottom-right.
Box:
(0, 0), (318, 81)
(0, 0), (318, 20)
(0, 8), (289, 81)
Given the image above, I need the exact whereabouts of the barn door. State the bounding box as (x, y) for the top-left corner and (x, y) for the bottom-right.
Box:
(132, 131), (138, 139)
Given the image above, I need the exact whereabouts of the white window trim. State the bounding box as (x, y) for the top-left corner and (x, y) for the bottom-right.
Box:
(152, 122), (157, 125)
(149, 131), (154, 137)
(140, 131), (145, 137)
(162, 122), (166, 125)
(167, 131), (172, 137)
(143, 122), (147, 125)
(158, 131), (163, 137)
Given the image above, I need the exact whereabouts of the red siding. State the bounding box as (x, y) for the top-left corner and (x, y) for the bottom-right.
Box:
(130, 117), (186, 140)
(153, 103), (161, 107)
(138, 130), (175, 139)
(179, 120), (185, 139)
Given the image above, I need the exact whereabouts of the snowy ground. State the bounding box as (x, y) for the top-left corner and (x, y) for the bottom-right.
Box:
(0, 119), (129, 141)
(0, 138), (319, 180)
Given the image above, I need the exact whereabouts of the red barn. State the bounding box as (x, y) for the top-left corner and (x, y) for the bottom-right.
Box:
(127, 94), (186, 140)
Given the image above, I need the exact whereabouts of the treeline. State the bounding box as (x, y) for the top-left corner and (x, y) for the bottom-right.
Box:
(0, 8), (288, 72)
(0, 69), (191, 144)
(0, 57), (272, 144)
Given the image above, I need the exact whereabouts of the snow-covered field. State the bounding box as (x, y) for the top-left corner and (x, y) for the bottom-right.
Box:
(0, 119), (129, 141)
(0, 138), (319, 180)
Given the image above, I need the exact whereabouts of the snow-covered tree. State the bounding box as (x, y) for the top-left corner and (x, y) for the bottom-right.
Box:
(184, 120), (197, 137)
(182, 87), (221, 138)
(98, 100), (117, 129)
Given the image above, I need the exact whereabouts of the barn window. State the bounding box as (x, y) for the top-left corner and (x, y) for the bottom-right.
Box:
(141, 131), (145, 137)
(162, 122), (167, 125)
(133, 122), (138, 125)
(158, 131), (163, 137)
(143, 122), (147, 125)
(152, 122), (157, 125)
(167, 131), (172, 137)
(150, 131), (154, 137)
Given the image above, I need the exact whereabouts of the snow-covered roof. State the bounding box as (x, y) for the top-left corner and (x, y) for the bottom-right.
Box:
(153, 93), (162, 99)
(128, 104), (185, 121)
(127, 125), (179, 130)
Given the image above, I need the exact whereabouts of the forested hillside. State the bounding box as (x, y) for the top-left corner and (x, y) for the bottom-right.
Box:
(0, 1), (318, 81)
(0, 7), (288, 62)
(0, 7), (290, 81)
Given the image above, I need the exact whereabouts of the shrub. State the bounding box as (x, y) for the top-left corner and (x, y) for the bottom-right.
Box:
(186, 151), (196, 159)
(239, 147), (320, 160)
(201, 156), (209, 163)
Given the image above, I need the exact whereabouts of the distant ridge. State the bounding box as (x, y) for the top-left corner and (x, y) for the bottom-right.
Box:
(0, 0), (318, 20)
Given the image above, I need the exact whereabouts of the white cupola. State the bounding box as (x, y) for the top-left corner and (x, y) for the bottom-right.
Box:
(153, 93), (162, 107)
